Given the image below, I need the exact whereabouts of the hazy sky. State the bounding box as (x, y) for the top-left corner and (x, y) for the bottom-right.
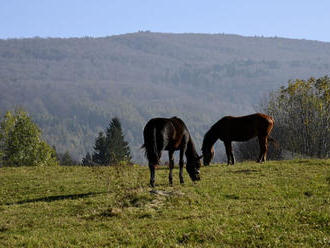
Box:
(1, 0), (330, 42)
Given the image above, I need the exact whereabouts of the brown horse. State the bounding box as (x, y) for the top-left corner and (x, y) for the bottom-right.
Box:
(142, 117), (201, 187)
(202, 113), (274, 165)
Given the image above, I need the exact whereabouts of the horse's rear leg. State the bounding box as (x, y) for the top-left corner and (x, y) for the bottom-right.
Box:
(168, 150), (174, 186)
(149, 163), (156, 187)
(257, 136), (268, 163)
(263, 137), (269, 162)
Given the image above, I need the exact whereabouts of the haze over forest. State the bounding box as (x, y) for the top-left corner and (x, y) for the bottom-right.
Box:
(1, 32), (330, 162)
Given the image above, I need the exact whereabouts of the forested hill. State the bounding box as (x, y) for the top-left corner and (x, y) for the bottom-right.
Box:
(1, 32), (330, 162)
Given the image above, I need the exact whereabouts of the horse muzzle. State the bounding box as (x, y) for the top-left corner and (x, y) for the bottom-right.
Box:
(194, 174), (201, 181)
(192, 170), (200, 181)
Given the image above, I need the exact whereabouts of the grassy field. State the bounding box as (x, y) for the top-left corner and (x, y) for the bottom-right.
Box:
(0, 159), (329, 247)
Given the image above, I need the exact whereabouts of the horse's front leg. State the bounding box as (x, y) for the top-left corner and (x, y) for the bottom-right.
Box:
(179, 146), (186, 184)
(168, 150), (174, 186)
(224, 141), (235, 165)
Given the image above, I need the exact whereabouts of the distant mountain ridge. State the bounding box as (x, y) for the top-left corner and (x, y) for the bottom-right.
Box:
(1, 32), (329, 162)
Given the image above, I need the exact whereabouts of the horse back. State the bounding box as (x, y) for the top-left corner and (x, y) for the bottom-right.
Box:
(143, 117), (189, 151)
(220, 113), (274, 141)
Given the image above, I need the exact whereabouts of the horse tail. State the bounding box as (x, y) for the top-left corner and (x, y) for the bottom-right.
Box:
(143, 127), (160, 165)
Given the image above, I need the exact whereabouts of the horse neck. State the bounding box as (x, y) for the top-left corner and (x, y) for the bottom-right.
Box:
(203, 127), (218, 150)
(185, 138), (199, 161)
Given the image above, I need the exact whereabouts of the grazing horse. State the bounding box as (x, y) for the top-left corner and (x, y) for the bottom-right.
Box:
(142, 117), (201, 187)
(202, 113), (274, 165)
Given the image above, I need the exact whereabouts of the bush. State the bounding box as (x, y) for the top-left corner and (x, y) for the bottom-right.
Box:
(0, 109), (58, 166)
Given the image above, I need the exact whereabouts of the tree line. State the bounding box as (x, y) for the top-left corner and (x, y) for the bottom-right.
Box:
(0, 110), (131, 167)
(2, 33), (330, 162)
(0, 76), (329, 167)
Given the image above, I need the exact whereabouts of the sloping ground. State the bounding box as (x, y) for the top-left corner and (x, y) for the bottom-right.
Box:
(0, 159), (329, 247)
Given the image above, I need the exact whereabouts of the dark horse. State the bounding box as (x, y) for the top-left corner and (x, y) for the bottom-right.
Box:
(202, 113), (274, 165)
(142, 117), (201, 187)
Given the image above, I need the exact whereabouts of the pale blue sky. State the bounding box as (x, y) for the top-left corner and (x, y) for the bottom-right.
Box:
(1, 0), (329, 42)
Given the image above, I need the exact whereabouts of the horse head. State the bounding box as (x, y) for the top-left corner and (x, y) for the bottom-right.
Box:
(186, 155), (202, 181)
(202, 146), (214, 166)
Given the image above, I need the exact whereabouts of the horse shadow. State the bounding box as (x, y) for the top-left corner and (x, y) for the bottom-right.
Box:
(4, 191), (106, 206)
(230, 169), (259, 174)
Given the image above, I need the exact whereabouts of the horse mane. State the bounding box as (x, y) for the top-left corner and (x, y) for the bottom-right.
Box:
(186, 137), (199, 161)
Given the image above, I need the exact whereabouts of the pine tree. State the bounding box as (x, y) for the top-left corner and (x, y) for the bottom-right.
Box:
(60, 151), (76, 166)
(82, 152), (93, 166)
(105, 118), (131, 164)
(92, 132), (107, 165)
(88, 118), (131, 165)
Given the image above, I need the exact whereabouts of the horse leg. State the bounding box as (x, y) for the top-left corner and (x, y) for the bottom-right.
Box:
(229, 142), (235, 165)
(263, 137), (269, 162)
(149, 163), (156, 187)
(257, 136), (267, 163)
(179, 146), (186, 184)
(168, 150), (174, 186)
(224, 142), (230, 165)
(224, 141), (234, 165)
(231, 151), (235, 165)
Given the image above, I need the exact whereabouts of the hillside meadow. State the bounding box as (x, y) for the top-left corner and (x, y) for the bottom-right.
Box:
(0, 159), (329, 247)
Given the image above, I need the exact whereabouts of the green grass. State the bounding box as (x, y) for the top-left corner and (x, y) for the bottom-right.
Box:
(0, 159), (329, 247)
